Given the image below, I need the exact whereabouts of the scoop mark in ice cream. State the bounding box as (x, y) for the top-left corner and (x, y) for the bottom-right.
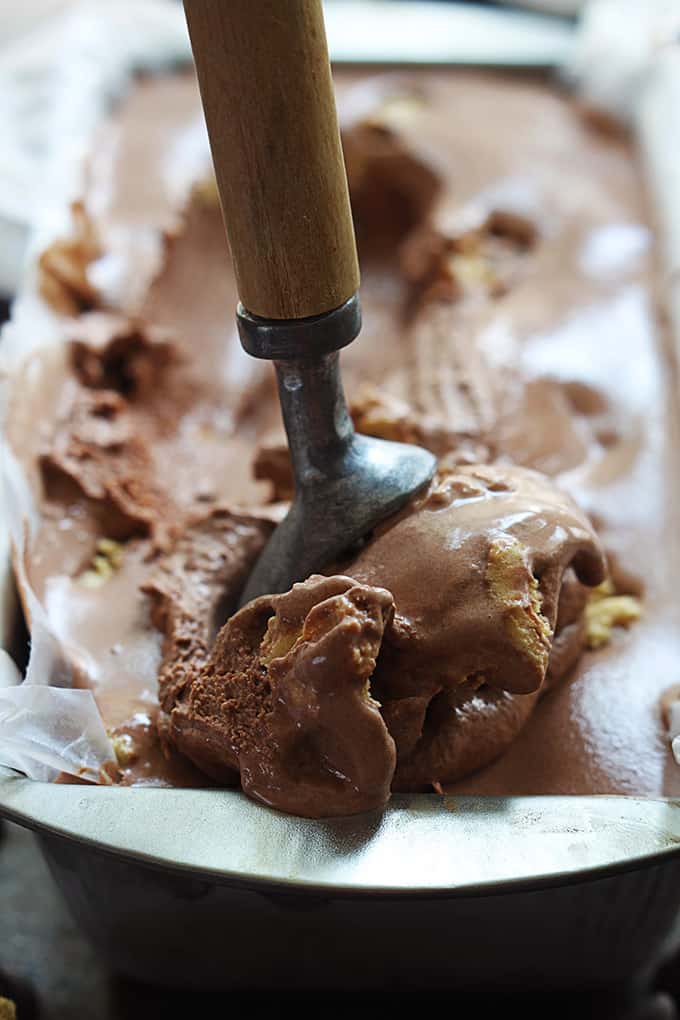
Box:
(341, 83), (442, 249)
(39, 315), (188, 548)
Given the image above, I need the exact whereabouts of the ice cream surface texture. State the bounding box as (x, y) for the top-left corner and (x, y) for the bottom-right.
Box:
(5, 67), (676, 815)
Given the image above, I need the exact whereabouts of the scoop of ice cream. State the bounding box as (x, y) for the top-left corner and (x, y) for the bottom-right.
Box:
(321, 461), (605, 792)
(164, 575), (397, 817)
(151, 460), (604, 813)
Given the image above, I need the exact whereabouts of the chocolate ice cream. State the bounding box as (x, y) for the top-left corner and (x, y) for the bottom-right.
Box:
(6, 66), (672, 815)
(146, 462), (603, 814)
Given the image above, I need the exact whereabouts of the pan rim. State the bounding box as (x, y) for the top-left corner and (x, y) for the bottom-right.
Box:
(3, 773), (680, 896)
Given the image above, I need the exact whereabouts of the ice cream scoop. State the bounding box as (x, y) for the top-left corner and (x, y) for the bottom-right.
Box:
(183, 0), (436, 603)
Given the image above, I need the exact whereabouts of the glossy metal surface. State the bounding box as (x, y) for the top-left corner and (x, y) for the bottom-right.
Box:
(2, 772), (680, 893)
(236, 293), (362, 360)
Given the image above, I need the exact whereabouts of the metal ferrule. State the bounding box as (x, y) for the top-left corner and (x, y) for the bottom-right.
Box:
(236, 292), (361, 361)
(235, 287), (436, 604)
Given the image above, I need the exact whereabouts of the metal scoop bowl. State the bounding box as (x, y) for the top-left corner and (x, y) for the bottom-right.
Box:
(237, 295), (436, 604)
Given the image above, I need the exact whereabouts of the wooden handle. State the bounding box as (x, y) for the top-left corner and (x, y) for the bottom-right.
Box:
(184, 0), (360, 321)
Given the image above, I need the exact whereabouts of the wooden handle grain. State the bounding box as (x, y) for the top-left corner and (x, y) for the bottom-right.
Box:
(184, 0), (360, 321)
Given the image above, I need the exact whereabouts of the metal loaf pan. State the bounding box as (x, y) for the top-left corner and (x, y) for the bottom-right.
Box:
(3, 777), (680, 989)
(2, 0), (680, 990)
